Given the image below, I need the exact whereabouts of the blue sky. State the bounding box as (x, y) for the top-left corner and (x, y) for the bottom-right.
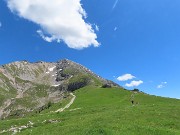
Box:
(0, 0), (180, 99)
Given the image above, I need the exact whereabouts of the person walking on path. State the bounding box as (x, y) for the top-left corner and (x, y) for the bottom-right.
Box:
(130, 93), (135, 105)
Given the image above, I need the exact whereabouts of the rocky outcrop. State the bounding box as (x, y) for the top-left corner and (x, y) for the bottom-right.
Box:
(0, 59), (120, 119)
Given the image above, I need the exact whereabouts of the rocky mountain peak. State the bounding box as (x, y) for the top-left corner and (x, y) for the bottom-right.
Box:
(0, 59), (120, 119)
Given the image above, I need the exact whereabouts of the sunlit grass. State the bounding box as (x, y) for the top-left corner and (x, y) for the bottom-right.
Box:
(0, 86), (180, 135)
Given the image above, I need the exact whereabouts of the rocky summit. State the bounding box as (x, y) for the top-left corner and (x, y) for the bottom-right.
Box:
(0, 59), (119, 119)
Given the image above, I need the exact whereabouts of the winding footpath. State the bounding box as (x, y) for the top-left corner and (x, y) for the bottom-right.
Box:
(55, 93), (76, 112)
(0, 93), (77, 134)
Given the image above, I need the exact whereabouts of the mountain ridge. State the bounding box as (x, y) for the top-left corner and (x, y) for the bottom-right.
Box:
(0, 59), (120, 119)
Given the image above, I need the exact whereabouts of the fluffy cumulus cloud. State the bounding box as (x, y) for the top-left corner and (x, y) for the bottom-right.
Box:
(157, 82), (167, 89)
(7, 0), (99, 49)
(117, 74), (135, 81)
(125, 80), (143, 87)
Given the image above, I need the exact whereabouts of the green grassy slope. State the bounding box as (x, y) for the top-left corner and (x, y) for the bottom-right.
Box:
(0, 86), (180, 135)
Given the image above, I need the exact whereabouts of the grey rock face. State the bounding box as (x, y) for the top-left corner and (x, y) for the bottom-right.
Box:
(0, 59), (120, 119)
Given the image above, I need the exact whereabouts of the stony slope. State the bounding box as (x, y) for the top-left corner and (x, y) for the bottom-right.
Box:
(0, 59), (119, 119)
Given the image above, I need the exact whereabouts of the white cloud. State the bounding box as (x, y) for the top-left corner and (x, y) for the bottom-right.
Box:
(157, 85), (163, 89)
(7, 0), (99, 49)
(37, 30), (56, 43)
(125, 80), (143, 87)
(117, 74), (135, 81)
(157, 82), (167, 89)
(112, 0), (119, 10)
(95, 25), (99, 31)
(114, 27), (118, 31)
(162, 81), (167, 84)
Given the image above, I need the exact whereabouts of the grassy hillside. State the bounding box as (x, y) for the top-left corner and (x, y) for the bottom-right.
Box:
(0, 86), (180, 135)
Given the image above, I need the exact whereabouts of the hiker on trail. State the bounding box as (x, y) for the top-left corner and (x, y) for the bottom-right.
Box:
(130, 93), (135, 105)
(131, 100), (134, 105)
